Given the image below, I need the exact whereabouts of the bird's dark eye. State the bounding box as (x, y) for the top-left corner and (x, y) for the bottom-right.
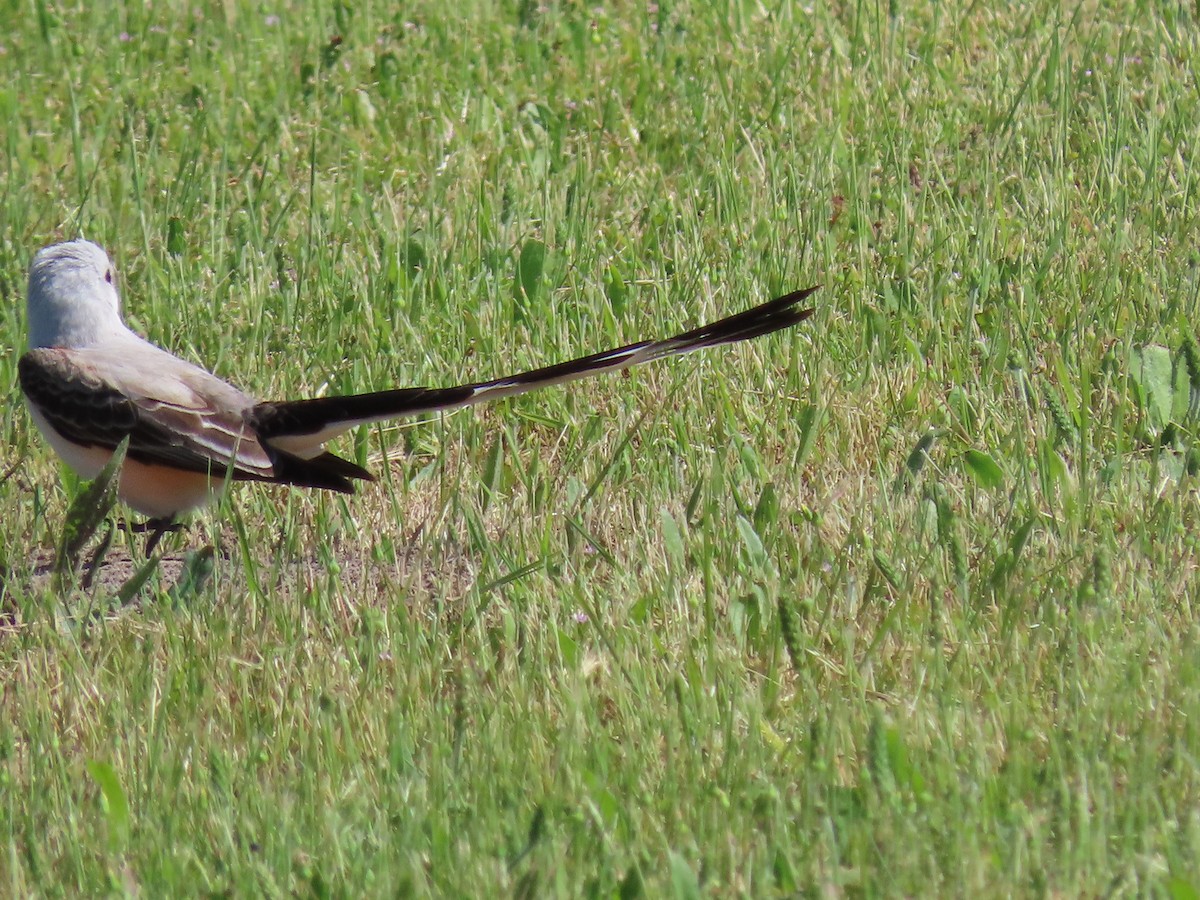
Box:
(105, 270), (113, 284)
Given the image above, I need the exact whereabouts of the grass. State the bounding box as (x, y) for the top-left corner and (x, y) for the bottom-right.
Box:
(3, 0), (1200, 894)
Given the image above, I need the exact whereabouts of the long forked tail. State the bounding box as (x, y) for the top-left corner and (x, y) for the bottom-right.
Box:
(255, 286), (819, 451)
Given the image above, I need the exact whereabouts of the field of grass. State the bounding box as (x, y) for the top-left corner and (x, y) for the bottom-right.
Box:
(3, 0), (1200, 894)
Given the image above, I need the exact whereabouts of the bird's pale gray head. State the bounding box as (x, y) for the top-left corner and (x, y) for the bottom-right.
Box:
(27, 239), (125, 349)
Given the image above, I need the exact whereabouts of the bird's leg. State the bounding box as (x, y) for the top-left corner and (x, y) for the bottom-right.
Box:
(144, 521), (169, 555)
(120, 517), (182, 555)
(143, 518), (181, 555)
(80, 522), (116, 592)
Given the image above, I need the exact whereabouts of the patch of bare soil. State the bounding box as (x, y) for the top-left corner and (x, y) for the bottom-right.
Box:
(8, 532), (478, 623)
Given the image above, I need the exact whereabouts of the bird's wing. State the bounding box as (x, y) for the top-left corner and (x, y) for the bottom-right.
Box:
(18, 346), (371, 491)
(18, 345), (273, 477)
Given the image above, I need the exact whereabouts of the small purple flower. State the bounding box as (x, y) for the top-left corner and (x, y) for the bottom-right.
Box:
(573, 611), (589, 624)
(265, 14), (280, 26)
(119, 31), (132, 42)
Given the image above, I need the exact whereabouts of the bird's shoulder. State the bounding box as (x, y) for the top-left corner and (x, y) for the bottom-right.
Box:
(18, 347), (140, 439)
(19, 346), (115, 400)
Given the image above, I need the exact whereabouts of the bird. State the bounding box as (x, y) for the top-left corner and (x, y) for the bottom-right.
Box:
(19, 239), (817, 548)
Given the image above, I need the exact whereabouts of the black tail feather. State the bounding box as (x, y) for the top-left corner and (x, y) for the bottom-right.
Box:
(254, 287), (819, 441)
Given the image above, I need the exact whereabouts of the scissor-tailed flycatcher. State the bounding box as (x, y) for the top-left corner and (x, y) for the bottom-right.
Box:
(19, 239), (817, 534)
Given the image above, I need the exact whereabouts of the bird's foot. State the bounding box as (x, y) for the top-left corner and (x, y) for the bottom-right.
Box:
(120, 517), (183, 555)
